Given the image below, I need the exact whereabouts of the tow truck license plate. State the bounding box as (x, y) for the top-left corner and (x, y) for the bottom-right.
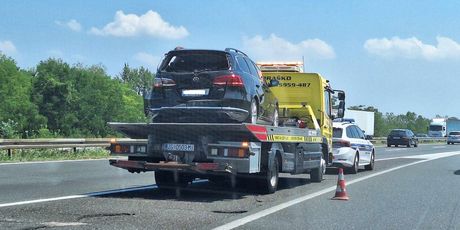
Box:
(163, 144), (195, 152)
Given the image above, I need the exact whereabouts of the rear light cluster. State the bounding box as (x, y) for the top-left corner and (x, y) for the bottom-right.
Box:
(213, 74), (244, 87)
(111, 144), (146, 154)
(154, 78), (176, 88)
(333, 139), (351, 148)
(209, 147), (248, 158)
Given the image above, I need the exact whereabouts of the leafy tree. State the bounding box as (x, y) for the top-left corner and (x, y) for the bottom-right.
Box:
(348, 105), (430, 136)
(117, 63), (154, 96)
(0, 55), (46, 137)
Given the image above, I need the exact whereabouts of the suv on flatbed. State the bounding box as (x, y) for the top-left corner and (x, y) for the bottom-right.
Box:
(144, 48), (279, 126)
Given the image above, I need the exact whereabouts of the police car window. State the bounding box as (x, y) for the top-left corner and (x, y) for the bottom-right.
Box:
(346, 126), (355, 138)
(333, 128), (343, 138)
(354, 126), (365, 139)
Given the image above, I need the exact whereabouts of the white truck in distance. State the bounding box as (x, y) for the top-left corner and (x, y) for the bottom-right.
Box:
(344, 110), (375, 138)
(429, 117), (460, 137)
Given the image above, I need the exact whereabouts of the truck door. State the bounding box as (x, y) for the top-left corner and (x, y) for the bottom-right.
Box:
(322, 90), (333, 151)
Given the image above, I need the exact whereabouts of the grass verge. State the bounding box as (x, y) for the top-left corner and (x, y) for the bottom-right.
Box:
(0, 148), (110, 162)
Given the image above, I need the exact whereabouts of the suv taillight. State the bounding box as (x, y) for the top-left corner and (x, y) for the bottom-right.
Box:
(213, 74), (243, 87)
(154, 78), (176, 88)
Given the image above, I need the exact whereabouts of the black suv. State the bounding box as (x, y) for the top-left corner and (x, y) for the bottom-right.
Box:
(144, 48), (279, 125)
(387, 129), (419, 147)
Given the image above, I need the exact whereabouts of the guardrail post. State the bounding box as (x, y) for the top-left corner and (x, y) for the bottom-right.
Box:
(73, 147), (77, 153)
(7, 148), (12, 158)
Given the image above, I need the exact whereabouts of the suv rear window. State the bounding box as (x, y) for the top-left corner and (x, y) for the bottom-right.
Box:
(389, 130), (406, 136)
(449, 131), (460, 135)
(160, 51), (229, 72)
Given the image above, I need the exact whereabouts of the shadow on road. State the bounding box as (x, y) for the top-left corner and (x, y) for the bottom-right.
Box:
(92, 175), (311, 202)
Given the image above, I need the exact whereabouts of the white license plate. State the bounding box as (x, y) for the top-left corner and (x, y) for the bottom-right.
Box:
(163, 144), (195, 152)
(393, 137), (400, 139)
(182, 89), (209, 96)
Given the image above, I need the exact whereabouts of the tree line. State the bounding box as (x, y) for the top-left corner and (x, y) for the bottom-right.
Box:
(0, 54), (153, 138)
(0, 53), (436, 138)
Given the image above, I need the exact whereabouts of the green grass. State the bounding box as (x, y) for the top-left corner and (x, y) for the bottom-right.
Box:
(0, 148), (110, 162)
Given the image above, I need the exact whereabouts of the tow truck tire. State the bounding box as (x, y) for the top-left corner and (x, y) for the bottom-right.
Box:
(310, 163), (323, 182)
(154, 171), (190, 189)
(310, 157), (326, 183)
(260, 156), (279, 194)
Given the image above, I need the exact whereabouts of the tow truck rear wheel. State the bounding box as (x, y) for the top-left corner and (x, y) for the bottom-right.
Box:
(310, 155), (324, 182)
(154, 170), (190, 189)
(260, 156), (279, 194)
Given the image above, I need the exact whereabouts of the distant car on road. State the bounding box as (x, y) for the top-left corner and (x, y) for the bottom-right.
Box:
(387, 129), (418, 147)
(144, 48), (279, 126)
(447, 131), (460, 144)
(332, 121), (375, 174)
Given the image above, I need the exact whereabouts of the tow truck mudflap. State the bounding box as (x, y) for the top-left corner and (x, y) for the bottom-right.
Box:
(109, 159), (232, 173)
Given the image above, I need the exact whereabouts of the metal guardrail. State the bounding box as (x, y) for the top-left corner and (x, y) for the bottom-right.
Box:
(0, 138), (146, 158)
(0, 137), (448, 158)
(370, 137), (447, 145)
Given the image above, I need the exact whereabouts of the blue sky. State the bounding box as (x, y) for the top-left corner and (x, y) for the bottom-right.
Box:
(1, 0), (460, 118)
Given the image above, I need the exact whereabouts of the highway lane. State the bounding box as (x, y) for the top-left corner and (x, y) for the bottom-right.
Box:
(234, 151), (460, 230)
(0, 159), (153, 204)
(0, 143), (459, 229)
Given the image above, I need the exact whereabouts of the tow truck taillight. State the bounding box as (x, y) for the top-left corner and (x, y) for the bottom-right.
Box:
(213, 74), (244, 87)
(154, 78), (176, 88)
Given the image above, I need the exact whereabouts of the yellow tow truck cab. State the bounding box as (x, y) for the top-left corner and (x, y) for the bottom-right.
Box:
(257, 62), (345, 163)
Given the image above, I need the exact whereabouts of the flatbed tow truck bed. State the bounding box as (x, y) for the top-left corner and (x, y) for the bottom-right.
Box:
(108, 122), (326, 194)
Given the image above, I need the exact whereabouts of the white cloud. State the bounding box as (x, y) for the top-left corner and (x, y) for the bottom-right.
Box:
(242, 34), (335, 61)
(55, 19), (82, 32)
(364, 36), (460, 60)
(89, 10), (189, 39)
(134, 52), (161, 68)
(0, 40), (17, 56)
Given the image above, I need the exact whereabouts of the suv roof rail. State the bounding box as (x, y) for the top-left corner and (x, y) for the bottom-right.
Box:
(225, 48), (248, 57)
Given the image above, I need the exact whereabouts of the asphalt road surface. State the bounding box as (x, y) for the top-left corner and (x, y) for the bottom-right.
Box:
(1, 143), (460, 229)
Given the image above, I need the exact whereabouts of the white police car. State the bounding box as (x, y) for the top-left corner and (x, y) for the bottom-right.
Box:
(332, 121), (375, 174)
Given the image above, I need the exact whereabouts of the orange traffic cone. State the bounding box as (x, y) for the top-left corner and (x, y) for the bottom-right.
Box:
(332, 168), (349, 200)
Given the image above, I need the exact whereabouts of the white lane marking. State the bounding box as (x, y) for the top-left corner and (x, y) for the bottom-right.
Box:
(213, 151), (460, 230)
(0, 158), (107, 166)
(384, 148), (407, 152)
(0, 185), (156, 208)
(402, 151), (459, 160)
(375, 157), (405, 161)
(0, 179), (209, 208)
(432, 146), (446, 149)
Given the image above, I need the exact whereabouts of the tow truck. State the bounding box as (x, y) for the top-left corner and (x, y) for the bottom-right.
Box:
(108, 62), (345, 194)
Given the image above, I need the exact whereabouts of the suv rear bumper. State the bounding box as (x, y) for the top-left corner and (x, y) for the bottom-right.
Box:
(149, 106), (249, 123)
